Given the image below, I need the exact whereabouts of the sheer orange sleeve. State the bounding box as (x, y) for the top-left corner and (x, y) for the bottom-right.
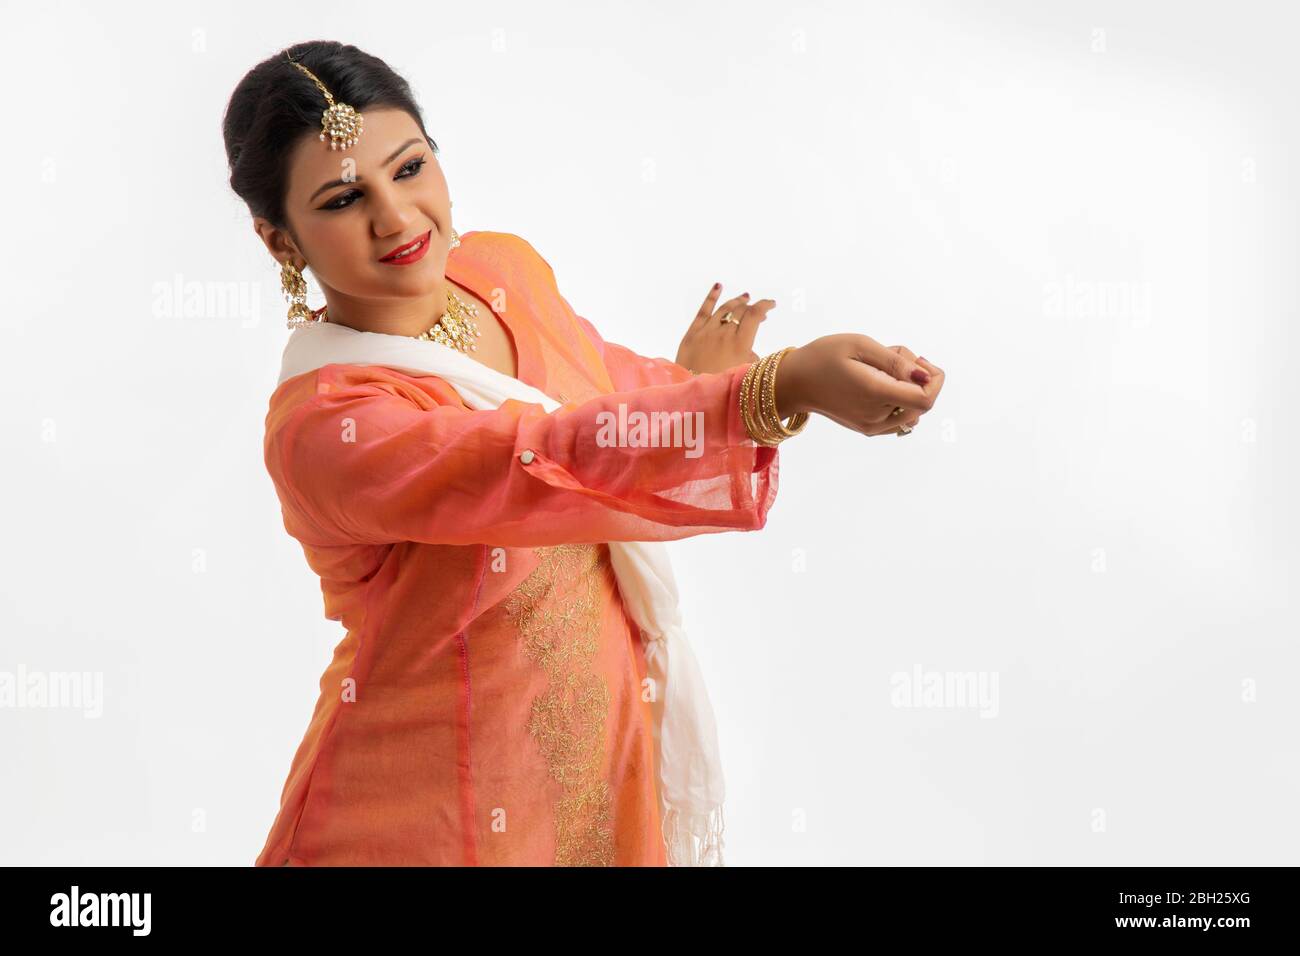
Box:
(268, 364), (779, 548)
(572, 314), (697, 390)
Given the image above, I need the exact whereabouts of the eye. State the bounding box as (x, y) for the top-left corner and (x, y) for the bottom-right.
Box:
(321, 189), (361, 211)
(320, 155), (428, 211)
(397, 155), (427, 178)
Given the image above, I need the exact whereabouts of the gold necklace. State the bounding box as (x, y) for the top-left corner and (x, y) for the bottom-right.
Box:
(416, 287), (482, 352)
(318, 287), (483, 352)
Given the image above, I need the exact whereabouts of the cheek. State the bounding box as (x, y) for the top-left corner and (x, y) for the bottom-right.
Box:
(424, 165), (450, 202)
(307, 221), (371, 280)
(317, 225), (353, 256)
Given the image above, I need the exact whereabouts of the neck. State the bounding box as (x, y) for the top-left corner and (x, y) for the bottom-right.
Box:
(318, 275), (453, 337)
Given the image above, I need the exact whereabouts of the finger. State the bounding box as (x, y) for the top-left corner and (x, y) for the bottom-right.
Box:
(859, 337), (931, 387)
(861, 398), (902, 425)
(716, 292), (749, 312)
(883, 406), (923, 435)
(891, 409), (923, 436)
(822, 405), (916, 439)
(713, 292), (750, 325)
(887, 347), (926, 415)
(915, 355), (944, 384)
(859, 406), (922, 437)
(690, 283), (725, 333)
(735, 298), (776, 348)
(912, 355), (944, 399)
(849, 359), (934, 413)
(822, 383), (926, 436)
(855, 341), (938, 411)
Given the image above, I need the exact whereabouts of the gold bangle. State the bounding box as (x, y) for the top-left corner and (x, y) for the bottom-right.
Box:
(756, 350), (799, 445)
(743, 355), (782, 445)
(750, 350), (795, 445)
(762, 347), (808, 440)
(740, 348), (808, 446)
(740, 358), (772, 445)
(754, 353), (785, 444)
(739, 359), (763, 443)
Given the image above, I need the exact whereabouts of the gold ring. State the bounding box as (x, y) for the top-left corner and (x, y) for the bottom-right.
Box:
(719, 311), (739, 326)
(890, 406), (904, 416)
(897, 424), (913, 436)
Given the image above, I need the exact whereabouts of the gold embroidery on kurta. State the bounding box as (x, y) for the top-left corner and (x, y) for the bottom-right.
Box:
(504, 543), (615, 866)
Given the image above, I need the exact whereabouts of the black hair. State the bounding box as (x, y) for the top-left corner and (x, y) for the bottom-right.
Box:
(222, 40), (438, 240)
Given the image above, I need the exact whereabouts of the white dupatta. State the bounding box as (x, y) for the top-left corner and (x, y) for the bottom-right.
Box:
(277, 319), (726, 866)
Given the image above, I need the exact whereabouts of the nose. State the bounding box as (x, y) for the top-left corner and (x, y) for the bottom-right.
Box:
(368, 183), (415, 239)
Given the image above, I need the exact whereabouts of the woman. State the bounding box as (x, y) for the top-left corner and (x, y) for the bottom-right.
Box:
(223, 40), (943, 867)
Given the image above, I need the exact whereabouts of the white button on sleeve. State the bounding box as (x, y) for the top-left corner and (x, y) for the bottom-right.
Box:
(519, 449), (535, 465)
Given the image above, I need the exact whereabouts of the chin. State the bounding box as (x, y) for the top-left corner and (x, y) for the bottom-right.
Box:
(394, 265), (444, 295)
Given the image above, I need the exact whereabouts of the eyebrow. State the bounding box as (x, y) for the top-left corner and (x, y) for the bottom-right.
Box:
(309, 138), (425, 202)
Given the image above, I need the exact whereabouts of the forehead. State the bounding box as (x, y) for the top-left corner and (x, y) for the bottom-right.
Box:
(285, 107), (424, 202)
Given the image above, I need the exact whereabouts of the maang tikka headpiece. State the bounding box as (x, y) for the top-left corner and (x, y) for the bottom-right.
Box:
(286, 55), (363, 150)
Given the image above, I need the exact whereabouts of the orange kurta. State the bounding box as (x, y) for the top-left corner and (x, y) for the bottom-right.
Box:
(255, 231), (780, 866)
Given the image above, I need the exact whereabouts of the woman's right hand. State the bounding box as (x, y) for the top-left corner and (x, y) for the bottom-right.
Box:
(774, 334), (944, 437)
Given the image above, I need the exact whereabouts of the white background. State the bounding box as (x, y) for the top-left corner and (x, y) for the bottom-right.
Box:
(1, 0), (1295, 865)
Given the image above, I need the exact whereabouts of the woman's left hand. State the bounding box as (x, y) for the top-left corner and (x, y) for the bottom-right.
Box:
(674, 283), (777, 374)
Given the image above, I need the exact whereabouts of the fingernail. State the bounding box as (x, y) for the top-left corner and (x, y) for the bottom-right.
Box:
(741, 291), (749, 298)
(713, 282), (720, 290)
(911, 368), (930, 385)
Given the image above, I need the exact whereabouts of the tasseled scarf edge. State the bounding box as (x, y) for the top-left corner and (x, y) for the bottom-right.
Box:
(661, 803), (726, 867)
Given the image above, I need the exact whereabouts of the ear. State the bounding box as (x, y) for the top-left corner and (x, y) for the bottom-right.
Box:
(252, 216), (300, 265)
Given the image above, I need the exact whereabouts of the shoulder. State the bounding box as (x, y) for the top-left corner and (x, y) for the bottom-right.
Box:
(455, 229), (559, 287)
(457, 229), (547, 263)
(265, 364), (464, 445)
(270, 363), (457, 407)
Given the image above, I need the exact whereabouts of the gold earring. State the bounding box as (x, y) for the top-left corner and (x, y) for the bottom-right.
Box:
(449, 228), (460, 249)
(281, 259), (316, 328)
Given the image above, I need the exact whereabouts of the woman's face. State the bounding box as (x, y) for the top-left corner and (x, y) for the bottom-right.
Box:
(254, 107), (452, 304)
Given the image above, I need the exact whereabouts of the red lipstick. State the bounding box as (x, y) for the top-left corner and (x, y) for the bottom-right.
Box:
(379, 230), (432, 265)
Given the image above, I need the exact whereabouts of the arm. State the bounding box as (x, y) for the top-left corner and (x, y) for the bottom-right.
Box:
(269, 364), (778, 548)
(573, 313), (701, 390)
(520, 234), (698, 389)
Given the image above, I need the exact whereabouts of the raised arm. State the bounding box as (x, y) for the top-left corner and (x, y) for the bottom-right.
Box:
(573, 313), (698, 390)
(268, 364), (778, 548)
